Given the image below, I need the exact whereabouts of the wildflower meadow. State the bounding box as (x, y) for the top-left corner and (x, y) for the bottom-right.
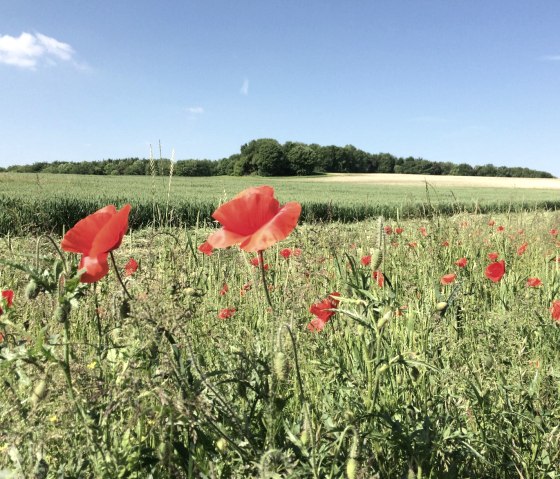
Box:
(2, 180), (560, 478)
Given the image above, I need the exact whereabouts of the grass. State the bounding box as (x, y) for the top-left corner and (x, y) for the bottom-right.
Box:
(2, 204), (560, 477)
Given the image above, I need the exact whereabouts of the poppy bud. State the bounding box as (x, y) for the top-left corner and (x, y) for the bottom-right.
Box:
(54, 302), (71, 323)
(273, 351), (287, 381)
(300, 417), (311, 446)
(25, 279), (40, 300)
(377, 363), (389, 375)
(31, 378), (48, 406)
(376, 310), (392, 331)
(370, 248), (383, 271)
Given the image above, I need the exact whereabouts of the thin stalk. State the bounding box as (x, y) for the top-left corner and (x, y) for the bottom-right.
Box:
(258, 250), (274, 313)
(110, 251), (134, 301)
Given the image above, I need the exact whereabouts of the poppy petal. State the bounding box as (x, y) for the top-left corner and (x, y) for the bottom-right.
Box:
(79, 253), (110, 283)
(206, 228), (250, 249)
(61, 209), (115, 254)
(89, 204), (131, 256)
(238, 202), (302, 252)
(212, 190), (280, 236)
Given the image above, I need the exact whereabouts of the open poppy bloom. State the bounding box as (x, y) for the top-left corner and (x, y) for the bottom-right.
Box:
(307, 292), (340, 332)
(485, 260), (505, 283)
(124, 258), (138, 276)
(206, 186), (301, 253)
(0, 289), (14, 315)
(455, 257), (468, 268)
(360, 255), (371, 266)
(551, 300), (560, 322)
(198, 241), (214, 255)
(440, 273), (457, 285)
(218, 308), (236, 319)
(517, 242), (528, 256)
(526, 277), (542, 288)
(280, 248), (292, 259)
(61, 204), (131, 283)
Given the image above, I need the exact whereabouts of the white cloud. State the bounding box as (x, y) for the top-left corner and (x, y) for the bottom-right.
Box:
(187, 106), (204, 114)
(0, 32), (75, 69)
(240, 78), (249, 95)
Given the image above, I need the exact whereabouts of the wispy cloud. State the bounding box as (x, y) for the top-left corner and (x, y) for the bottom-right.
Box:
(240, 78), (249, 95)
(187, 106), (204, 114)
(0, 32), (76, 69)
(540, 54), (560, 61)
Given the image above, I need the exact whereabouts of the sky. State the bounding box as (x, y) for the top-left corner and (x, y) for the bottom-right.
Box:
(1, 1), (560, 176)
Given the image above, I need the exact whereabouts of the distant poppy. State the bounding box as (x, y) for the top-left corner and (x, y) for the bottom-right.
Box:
(198, 241), (213, 255)
(206, 186), (301, 253)
(488, 220), (495, 227)
(250, 256), (269, 270)
(455, 257), (468, 268)
(360, 255), (371, 266)
(293, 248), (302, 256)
(307, 292), (340, 331)
(0, 289), (14, 315)
(395, 227), (404, 235)
(517, 242), (528, 256)
(124, 258), (138, 276)
(384, 225), (393, 235)
(373, 270), (384, 287)
(61, 204), (131, 283)
(487, 252), (499, 261)
(419, 227), (428, 237)
(441, 241), (449, 247)
(551, 300), (560, 322)
(497, 225), (505, 232)
(526, 277), (542, 288)
(280, 248), (292, 259)
(485, 260), (506, 283)
(407, 242), (417, 248)
(218, 308), (236, 319)
(219, 283), (229, 295)
(550, 229), (559, 237)
(440, 273), (457, 285)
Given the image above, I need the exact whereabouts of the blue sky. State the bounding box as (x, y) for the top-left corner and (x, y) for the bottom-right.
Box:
(1, 1), (560, 176)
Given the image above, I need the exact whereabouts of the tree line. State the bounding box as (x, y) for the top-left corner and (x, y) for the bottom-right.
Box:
(0, 138), (554, 178)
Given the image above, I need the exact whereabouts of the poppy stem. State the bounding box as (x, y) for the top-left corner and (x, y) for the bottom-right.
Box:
(110, 251), (134, 302)
(258, 250), (274, 313)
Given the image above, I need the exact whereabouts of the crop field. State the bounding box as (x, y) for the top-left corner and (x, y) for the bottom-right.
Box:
(1, 174), (560, 477)
(1, 172), (560, 236)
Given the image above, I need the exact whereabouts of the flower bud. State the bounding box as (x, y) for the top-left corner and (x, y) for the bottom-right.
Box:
(54, 302), (71, 323)
(25, 279), (40, 300)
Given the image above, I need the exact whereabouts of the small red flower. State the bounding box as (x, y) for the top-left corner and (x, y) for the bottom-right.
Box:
(517, 242), (528, 256)
(551, 300), (560, 322)
(280, 248), (292, 259)
(384, 225), (393, 235)
(124, 258), (138, 276)
(487, 252), (499, 261)
(218, 308), (236, 319)
(293, 248), (302, 256)
(497, 225), (505, 232)
(455, 257), (468, 268)
(550, 229), (559, 237)
(407, 242), (417, 248)
(198, 241), (214, 255)
(61, 204), (131, 283)
(250, 257), (269, 270)
(206, 186), (301, 252)
(440, 273), (457, 285)
(360, 255), (371, 266)
(307, 292), (340, 331)
(441, 241), (449, 247)
(488, 220), (495, 227)
(0, 289), (14, 315)
(419, 227), (428, 237)
(526, 277), (542, 288)
(373, 270), (384, 287)
(395, 227), (404, 235)
(485, 260), (505, 283)
(219, 283), (229, 295)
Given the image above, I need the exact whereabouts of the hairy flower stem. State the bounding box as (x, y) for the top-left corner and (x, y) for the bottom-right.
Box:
(110, 251), (134, 301)
(258, 250), (274, 313)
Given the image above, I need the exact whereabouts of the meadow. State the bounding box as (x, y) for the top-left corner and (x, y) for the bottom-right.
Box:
(1, 174), (560, 478)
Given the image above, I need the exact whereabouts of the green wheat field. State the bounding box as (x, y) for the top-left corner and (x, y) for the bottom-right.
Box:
(2, 172), (560, 478)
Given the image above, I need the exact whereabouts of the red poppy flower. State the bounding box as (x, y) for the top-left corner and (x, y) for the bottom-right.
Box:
(497, 225), (505, 232)
(61, 204), (131, 283)
(395, 227), (404, 235)
(517, 242), (528, 256)
(408, 242), (417, 248)
(384, 225), (393, 235)
(206, 186), (301, 253)
(455, 257), (468, 268)
(440, 273), (457, 285)
(308, 292), (340, 331)
(198, 241), (213, 255)
(485, 260), (506, 283)
(441, 241), (449, 247)
(293, 248), (302, 256)
(219, 283), (229, 295)
(419, 227), (428, 237)
(218, 308), (236, 319)
(280, 248), (292, 259)
(551, 300), (560, 322)
(488, 220), (495, 227)
(373, 270), (384, 287)
(0, 289), (14, 315)
(487, 252), (499, 261)
(250, 256), (269, 270)
(360, 255), (371, 266)
(550, 229), (559, 237)
(124, 258), (138, 276)
(526, 277), (542, 288)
